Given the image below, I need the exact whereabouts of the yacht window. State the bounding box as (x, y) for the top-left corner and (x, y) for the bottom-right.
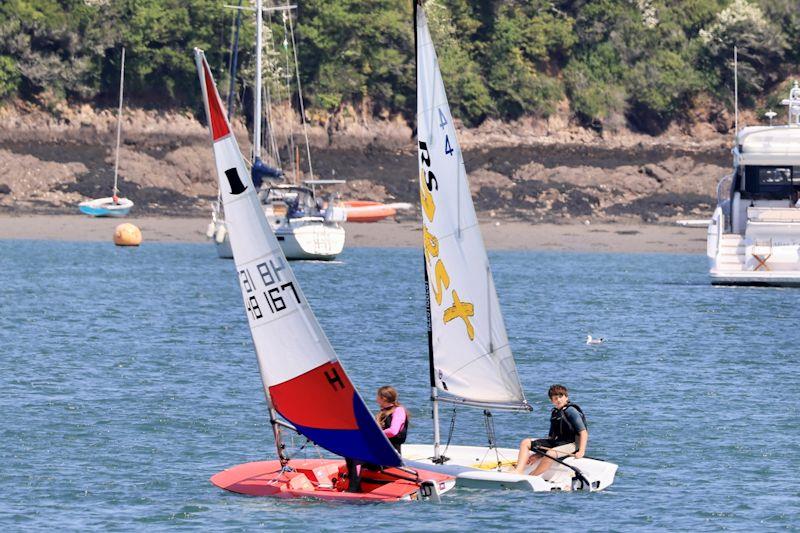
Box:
(744, 166), (794, 197)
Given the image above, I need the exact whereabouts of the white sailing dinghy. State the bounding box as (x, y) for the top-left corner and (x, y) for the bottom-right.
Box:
(79, 47), (133, 217)
(194, 49), (454, 502)
(402, 1), (617, 492)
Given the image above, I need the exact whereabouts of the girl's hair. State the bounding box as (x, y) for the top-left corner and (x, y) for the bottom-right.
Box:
(377, 385), (398, 404)
(376, 386), (409, 426)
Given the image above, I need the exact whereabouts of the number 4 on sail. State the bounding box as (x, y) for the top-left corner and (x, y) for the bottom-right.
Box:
(402, 1), (617, 492)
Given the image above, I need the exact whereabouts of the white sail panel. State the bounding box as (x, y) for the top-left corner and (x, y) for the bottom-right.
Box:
(416, 8), (527, 407)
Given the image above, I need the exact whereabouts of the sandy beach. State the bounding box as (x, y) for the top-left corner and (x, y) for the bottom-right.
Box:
(0, 214), (707, 254)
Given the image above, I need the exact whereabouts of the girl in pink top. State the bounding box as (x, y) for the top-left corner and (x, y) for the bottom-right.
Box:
(375, 386), (409, 453)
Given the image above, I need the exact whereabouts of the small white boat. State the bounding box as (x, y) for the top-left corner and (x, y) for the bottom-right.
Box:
(262, 184), (345, 260)
(78, 196), (133, 217)
(707, 82), (800, 286)
(209, 184), (346, 260)
(403, 1), (617, 492)
(78, 47), (133, 217)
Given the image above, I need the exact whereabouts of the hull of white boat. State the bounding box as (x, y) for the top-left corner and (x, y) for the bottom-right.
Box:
(274, 222), (345, 261)
(707, 206), (800, 286)
(402, 443), (617, 492)
(209, 219), (344, 260)
(78, 197), (133, 217)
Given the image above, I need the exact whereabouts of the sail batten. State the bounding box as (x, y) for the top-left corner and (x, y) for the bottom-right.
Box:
(416, 7), (527, 408)
(195, 49), (401, 467)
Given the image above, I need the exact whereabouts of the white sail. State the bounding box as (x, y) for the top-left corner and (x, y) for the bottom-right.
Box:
(416, 8), (527, 408)
(195, 50), (400, 466)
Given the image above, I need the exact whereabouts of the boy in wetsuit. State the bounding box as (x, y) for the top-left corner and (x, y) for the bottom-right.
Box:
(514, 384), (588, 475)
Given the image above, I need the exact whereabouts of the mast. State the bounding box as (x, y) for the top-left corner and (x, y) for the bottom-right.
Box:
(734, 46), (738, 135)
(415, 0), (442, 462)
(254, 0), (263, 163)
(112, 47), (125, 201)
(226, 0), (243, 121)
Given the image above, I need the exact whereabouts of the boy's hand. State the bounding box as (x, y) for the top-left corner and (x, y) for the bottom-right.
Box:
(574, 449), (585, 459)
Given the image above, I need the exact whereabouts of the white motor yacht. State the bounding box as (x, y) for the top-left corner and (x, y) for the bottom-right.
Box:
(707, 82), (800, 286)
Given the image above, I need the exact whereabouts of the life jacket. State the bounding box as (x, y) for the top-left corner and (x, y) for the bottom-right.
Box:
(548, 402), (587, 444)
(380, 405), (408, 452)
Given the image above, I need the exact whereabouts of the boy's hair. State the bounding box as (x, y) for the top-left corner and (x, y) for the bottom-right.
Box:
(548, 384), (569, 398)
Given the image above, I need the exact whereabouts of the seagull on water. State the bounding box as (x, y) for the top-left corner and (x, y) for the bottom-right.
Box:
(586, 335), (605, 345)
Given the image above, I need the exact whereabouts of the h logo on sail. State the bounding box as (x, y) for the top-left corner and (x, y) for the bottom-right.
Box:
(225, 168), (247, 195)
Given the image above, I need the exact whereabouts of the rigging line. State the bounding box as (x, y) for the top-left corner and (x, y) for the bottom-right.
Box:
(441, 407), (456, 458)
(112, 46), (125, 197)
(287, 7), (314, 180)
(279, 9), (296, 179)
(483, 410), (501, 470)
(263, 10), (282, 169)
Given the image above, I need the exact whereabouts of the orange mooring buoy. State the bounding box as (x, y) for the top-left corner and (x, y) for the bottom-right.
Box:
(114, 223), (142, 246)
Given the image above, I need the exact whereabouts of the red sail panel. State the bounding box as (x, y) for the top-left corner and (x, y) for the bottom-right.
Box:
(201, 57), (230, 141)
(270, 362), (358, 430)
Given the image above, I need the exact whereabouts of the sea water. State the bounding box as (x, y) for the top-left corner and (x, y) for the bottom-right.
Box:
(0, 241), (798, 530)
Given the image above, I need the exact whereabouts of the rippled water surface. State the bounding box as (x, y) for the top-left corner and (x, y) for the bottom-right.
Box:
(1, 241), (798, 530)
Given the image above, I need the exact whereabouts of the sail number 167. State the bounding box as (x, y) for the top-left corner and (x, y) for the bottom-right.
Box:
(239, 259), (301, 320)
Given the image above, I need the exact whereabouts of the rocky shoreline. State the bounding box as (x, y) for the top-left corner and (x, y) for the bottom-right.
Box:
(0, 105), (733, 222)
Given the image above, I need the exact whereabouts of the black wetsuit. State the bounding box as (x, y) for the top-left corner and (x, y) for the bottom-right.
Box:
(531, 403), (587, 449)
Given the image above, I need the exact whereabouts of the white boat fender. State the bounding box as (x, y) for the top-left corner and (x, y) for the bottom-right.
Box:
(215, 224), (227, 244)
(419, 479), (442, 502)
(206, 221), (216, 239)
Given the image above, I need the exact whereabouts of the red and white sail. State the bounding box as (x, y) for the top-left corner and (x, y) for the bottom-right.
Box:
(194, 49), (400, 466)
(416, 9), (527, 408)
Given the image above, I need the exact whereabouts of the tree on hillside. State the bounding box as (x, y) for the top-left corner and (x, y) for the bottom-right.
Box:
(297, 0), (413, 116)
(699, 0), (787, 105)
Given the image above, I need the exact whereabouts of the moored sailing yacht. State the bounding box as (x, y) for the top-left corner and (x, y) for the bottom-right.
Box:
(707, 82), (800, 285)
(195, 48), (453, 502)
(402, 1), (617, 492)
(209, 1), (345, 260)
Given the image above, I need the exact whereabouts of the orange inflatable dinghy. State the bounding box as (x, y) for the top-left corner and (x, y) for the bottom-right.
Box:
(343, 201), (412, 222)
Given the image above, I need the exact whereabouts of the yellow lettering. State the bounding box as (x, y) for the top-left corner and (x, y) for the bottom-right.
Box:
(422, 225), (439, 265)
(432, 259), (450, 305)
(444, 290), (474, 340)
(419, 169), (436, 222)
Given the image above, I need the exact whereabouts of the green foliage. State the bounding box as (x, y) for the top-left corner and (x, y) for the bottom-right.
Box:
(0, 0), (797, 134)
(564, 44), (627, 130)
(625, 50), (701, 132)
(483, 1), (574, 119)
(758, 0), (800, 64)
(297, 0), (413, 113)
(0, 55), (20, 100)
(698, 0), (787, 104)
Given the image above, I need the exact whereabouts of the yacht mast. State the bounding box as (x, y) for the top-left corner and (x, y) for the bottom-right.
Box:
(254, 0), (263, 163)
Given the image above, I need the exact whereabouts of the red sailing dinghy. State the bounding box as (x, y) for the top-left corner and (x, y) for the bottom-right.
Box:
(194, 49), (454, 502)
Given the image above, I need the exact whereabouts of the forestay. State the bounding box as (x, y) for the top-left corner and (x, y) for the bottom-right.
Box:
(416, 8), (527, 408)
(195, 50), (400, 467)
